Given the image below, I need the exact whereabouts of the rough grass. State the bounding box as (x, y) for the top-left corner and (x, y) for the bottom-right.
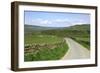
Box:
(24, 35), (69, 61)
(25, 35), (64, 44)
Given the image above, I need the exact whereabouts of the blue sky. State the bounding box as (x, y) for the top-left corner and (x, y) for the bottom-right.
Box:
(24, 11), (90, 27)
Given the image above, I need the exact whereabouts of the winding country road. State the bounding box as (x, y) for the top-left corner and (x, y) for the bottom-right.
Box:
(62, 38), (90, 60)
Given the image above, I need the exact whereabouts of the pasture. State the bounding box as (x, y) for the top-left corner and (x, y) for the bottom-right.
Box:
(24, 35), (69, 61)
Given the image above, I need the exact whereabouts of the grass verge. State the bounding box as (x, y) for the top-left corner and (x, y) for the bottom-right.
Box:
(71, 37), (90, 50)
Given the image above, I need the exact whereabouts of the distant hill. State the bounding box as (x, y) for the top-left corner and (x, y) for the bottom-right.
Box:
(68, 24), (90, 31)
(24, 24), (66, 33)
(24, 24), (90, 34)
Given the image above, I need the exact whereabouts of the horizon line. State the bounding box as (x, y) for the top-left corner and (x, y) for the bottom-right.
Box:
(24, 23), (90, 28)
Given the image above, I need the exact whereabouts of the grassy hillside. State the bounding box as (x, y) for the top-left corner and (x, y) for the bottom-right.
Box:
(25, 24), (90, 36)
(68, 24), (90, 31)
(40, 24), (90, 37)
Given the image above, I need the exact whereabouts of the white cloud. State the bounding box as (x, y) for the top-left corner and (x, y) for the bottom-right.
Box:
(26, 18), (89, 27)
(55, 19), (70, 22)
(30, 18), (73, 27)
(40, 20), (52, 24)
(72, 19), (88, 25)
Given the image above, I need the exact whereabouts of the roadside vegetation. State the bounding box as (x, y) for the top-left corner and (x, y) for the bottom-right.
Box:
(71, 37), (90, 50)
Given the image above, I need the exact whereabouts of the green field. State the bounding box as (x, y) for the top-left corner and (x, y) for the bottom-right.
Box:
(24, 35), (69, 61)
(25, 35), (64, 44)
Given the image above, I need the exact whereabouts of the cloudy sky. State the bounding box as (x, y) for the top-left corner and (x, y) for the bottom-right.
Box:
(24, 11), (90, 27)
